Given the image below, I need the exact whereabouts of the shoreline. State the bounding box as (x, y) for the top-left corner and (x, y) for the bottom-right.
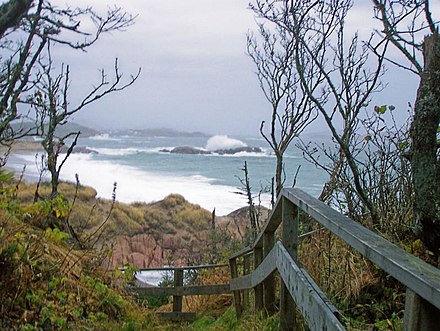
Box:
(5, 148), (258, 216)
(1, 139), (44, 153)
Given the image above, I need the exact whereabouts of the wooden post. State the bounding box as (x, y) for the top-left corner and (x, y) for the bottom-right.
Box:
(404, 288), (440, 331)
(280, 197), (299, 331)
(229, 258), (243, 317)
(254, 247), (264, 311)
(263, 231), (276, 315)
(243, 254), (251, 309)
(173, 268), (184, 313)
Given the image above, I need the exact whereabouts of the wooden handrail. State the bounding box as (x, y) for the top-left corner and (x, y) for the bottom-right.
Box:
(283, 189), (440, 309)
(231, 242), (345, 330)
(121, 263), (229, 272)
(228, 188), (440, 330)
(128, 264), (231, 321)
(130, 284), (231, 297)
(228, 246), (252, 260)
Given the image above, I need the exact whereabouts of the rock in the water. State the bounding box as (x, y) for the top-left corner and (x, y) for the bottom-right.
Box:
(58, 146), (97, 154)
(215, 146), (262, 155)
(162, 145), (263, 155)
(169, 146), (211, 155)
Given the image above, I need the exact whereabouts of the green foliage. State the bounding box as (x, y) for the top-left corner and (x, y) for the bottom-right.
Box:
(0, 168), (14, 187)
(0, 178), (160, 330)
(204, 227), (241, 263)
(337, 281), (405, 330)
(122, 263), (139, 282)
(374, 104), (395, 114)
(185, 308), (279, 331)
(50, 194), (70, 219)
(139, 271), (173, 309)
(44, 227), (69, 244)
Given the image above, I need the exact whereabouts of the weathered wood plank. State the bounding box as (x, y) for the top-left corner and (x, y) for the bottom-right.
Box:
(243, 255), (251, 308)
(230, 242), (345, 330)
(254, 247), (264, 310)
(301, 268), (341, 320)
(134, 263), (229, 272)
(229, 258), (243, 317)
(263, 231), (276, 315)
(229, 246), (253, 260)
(280, 197), (298, 331)
(229, 246), (278, 291)
(404, 288), (440, 330)
(276, 243), (346, 331)
(131, 284), (231, 297)
(283, 188), (440, 310)
(254, 197), (283, 249)
(230, 273), (252, 291)
(173, 269), (184, 313)
(156, 312), (196, 321)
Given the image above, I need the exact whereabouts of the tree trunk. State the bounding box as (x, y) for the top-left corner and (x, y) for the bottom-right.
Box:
(0, 0), (32, 37)
(50, 168), (59, 197)
(410, 33), (440, 259)
(276, 153), (283, 197)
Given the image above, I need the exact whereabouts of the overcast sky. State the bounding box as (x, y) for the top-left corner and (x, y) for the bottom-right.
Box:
(48, 0), (436, 137)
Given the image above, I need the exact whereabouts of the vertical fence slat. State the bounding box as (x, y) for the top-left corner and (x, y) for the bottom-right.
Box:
(173, 268), (184, 313)
(263, 231), (276, 315)
(404, 288), (440, 331)
(254, 247), (264, 311)
(229, 188), (440, 330)
(243, 255), (251, 309)
(229, 258), (243, 317)
(280, 197), (299, 331)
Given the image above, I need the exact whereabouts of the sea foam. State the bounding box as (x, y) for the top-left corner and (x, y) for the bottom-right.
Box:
(205, 135), (247, 151)
(89, 147), (146, 156)
(89, 133), (121, 141)
(11, 152), (256, 215)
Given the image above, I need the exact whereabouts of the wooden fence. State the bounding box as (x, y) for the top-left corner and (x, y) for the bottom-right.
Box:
(228, 188), (440, 330)
(128, 264), (231, 321)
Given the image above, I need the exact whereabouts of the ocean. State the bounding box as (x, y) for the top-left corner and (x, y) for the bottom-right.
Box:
(7, 132), (328, 216)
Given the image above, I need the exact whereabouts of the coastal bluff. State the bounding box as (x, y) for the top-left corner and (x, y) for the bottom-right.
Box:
(14, 181), (264, 270)
(107, 198), (265, 269)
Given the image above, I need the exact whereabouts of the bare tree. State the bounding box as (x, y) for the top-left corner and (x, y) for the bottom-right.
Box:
(247, 19), (317, 196)
(235, 161), (267, 240)
(0, 0), (135, 163)
(251, 0), (389, 225)
(31, 45), (140, 197)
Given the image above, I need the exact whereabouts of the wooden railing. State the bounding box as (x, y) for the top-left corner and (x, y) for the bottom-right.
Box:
(228, 188), (440, 331)
(128, 264), (231, 321)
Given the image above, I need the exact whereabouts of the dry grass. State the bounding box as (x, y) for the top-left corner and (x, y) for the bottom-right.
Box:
(14, 181), (213, 248)
(183, 268), (233, 316)
(299, 226), (405, 329)
(300, 230), (377, 301)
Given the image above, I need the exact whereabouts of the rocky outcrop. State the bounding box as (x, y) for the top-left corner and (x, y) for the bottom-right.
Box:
(167, 146), (210, 155)
(160, 146), (263, 155)
(109, 231), (209, 269)
(215, 146), (262, 155)
(111, 234), (163, 268)
(58, 146), (97, 154)
(106, 194), (269, 270)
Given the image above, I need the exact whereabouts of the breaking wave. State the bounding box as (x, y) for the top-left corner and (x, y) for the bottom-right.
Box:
(205, 135), (247, 151)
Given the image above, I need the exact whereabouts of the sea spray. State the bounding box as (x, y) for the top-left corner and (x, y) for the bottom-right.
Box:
(7, 134), (327, 215)
(205, 135), (247, 151)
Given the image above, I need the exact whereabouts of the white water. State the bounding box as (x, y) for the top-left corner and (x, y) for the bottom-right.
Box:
(7, 134), (327, 215)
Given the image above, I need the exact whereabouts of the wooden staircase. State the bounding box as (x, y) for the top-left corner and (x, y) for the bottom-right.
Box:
(129, 188), (440, 330)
